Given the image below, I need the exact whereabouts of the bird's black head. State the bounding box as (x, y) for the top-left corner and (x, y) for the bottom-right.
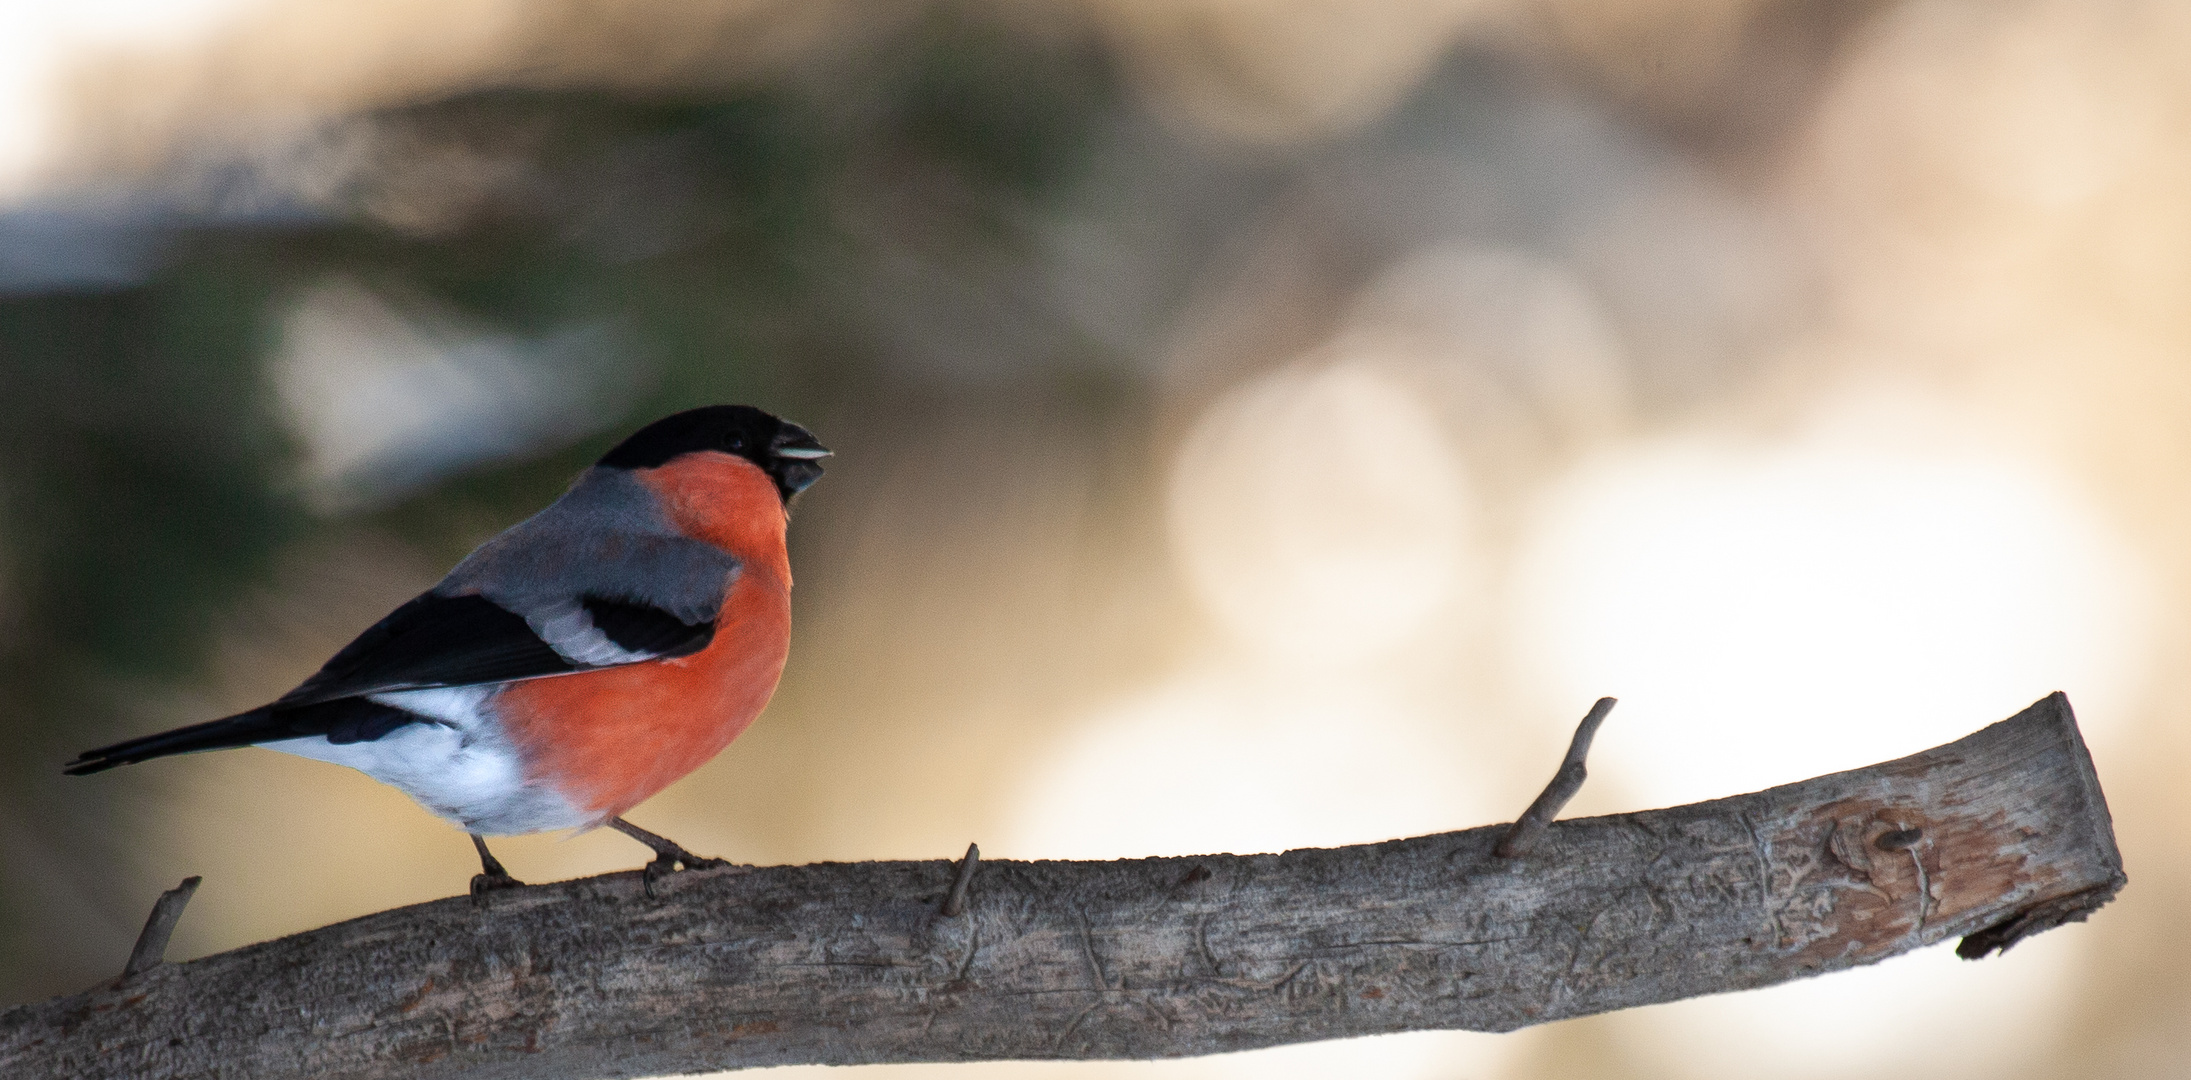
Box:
(597, 405), (830, 503)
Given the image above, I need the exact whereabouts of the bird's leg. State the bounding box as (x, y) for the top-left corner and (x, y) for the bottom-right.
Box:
(608, 817), (727, 897)
(469, 834), (524, 904)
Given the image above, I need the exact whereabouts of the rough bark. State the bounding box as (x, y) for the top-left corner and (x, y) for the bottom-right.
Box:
(0, 692), (2124, 1079)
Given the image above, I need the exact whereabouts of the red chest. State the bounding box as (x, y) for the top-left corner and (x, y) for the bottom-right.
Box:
(494, 453), (794, 820)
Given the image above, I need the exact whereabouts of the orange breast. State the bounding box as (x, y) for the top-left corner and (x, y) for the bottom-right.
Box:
(495, 452), (793, 822)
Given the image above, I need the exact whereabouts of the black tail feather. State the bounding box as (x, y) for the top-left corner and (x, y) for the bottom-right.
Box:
(65, 710), (285, 775)
(65, 697), (423, 775)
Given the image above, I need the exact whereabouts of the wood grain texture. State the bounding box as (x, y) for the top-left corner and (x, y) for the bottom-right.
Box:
(1, 693), (2124, 1079)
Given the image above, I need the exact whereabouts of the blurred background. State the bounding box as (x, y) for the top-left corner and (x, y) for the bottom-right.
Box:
(1, 0), (2186, 1077)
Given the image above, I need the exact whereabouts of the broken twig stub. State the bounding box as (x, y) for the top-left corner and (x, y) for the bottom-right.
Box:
(120, 876), (201, 981)
(0, 693), (2123, 1080)
(1497, 696), (1615, 857)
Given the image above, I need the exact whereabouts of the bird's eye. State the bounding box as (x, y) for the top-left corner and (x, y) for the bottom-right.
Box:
(724, 433), (747, 452)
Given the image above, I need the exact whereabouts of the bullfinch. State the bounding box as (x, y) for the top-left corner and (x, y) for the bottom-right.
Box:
(66, 405), (829, 898)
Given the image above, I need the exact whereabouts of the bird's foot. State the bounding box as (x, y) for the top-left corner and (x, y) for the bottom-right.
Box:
(610, 816), (727, 898)
(469, 870), (525, 906)
(468, 833), (524, 907)
(640, 850), (728, 899)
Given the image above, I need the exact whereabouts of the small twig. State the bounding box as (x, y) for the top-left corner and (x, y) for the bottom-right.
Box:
(1497, 698), (1617, 858)
(122, 876), (202, 979)
(939, 843), (980, 917)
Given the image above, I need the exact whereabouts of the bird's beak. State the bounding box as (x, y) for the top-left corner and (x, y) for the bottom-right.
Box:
(770, 422), (830, 495)
(770, 423), (831, 460)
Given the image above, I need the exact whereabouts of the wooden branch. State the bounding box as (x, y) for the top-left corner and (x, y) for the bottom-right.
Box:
(0, 693), (2123, 1079)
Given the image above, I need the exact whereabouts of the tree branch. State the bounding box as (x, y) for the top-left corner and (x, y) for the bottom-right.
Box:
(0, 693), (2124, 1079)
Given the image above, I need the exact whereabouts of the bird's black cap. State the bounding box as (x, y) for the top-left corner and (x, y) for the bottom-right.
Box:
(597, 405), (830, 503)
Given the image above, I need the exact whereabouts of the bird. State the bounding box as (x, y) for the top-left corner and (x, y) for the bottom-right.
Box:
(66, 404), (829, 899)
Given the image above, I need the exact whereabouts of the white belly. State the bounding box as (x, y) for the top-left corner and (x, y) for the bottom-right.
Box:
(260, 686), (592, 835)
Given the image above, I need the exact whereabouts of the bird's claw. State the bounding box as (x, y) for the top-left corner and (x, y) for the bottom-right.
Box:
(640, 853), (728, 898)
(608, 816), (729, 898)
(641, 859), (673, 899)
(469, 870), (525, 907)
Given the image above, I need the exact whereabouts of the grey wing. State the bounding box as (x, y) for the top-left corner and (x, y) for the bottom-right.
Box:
(436, 467), (742, 668)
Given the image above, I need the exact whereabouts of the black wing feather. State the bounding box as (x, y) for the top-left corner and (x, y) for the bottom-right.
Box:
(582, 595), (715, 658)
(276, 592), (577, 707)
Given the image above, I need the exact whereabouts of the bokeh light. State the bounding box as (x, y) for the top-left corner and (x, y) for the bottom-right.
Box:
(276, 278), (630, 512)
(1166, 359), (1474, 668)
(1510, 381), (2156, 809)
(0, 0), (257, 194)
